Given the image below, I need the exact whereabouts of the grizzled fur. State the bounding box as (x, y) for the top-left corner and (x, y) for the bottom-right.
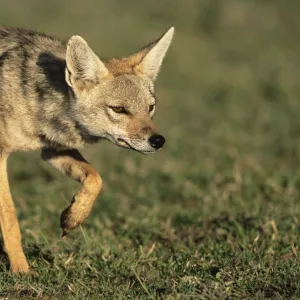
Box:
(0, 27), (174, 273)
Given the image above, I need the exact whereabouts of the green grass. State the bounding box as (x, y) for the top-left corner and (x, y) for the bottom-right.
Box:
(1, 0), (300, 298)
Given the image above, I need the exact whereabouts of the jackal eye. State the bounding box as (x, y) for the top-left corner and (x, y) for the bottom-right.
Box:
(110, 106), (127, 114)
(149, 104), (155, 113)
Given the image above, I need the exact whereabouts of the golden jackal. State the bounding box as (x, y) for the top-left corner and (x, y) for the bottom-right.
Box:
(0, 26), (174, 273)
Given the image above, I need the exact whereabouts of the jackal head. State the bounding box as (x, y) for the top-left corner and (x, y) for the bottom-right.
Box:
(65, 27), (174, 154)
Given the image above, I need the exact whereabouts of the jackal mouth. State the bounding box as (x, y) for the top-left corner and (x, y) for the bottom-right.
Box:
(117, 138), (155, 154)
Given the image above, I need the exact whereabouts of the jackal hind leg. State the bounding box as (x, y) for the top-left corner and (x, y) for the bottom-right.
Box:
(41, 149), (102, 236)
(0, 152), (29, 273)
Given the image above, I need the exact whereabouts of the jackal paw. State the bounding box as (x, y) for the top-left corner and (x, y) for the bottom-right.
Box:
(10, 260), (30, 274)
(60, 206), (82, 237)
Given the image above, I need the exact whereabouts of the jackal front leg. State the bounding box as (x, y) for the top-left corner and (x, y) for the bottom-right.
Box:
(0, 152), (29, 273)
(41, 149), (102, 237)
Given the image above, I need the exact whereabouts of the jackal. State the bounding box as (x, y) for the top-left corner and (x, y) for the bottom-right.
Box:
(0, 26), (174, 273)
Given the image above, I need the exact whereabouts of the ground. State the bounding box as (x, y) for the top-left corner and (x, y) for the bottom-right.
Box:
(1, 0), (300, 299)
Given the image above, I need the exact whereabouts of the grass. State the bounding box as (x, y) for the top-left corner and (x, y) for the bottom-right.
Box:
(1, 0), (300, 298)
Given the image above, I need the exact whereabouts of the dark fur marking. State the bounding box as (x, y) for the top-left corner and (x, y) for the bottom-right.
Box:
(0, 51), (9, 69)
(49, 117), (70, 132)
(0, 51), (9, 73)
(0, 27), (9, 39)
(37, 52), (69, 95)
(35, 84), (47, 101)
(20, 48), (30, 96)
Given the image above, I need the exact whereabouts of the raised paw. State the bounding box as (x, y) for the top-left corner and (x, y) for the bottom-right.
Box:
(60, 205), (83, 237)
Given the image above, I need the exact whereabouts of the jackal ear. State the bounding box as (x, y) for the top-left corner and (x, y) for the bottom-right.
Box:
(136, 27), (174, 81)
(65, 35), (109, 92)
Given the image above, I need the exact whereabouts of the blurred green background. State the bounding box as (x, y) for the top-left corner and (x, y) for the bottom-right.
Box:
(1, 0), (300, 298)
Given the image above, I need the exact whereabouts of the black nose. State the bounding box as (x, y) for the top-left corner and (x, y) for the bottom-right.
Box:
(148, 134), (165, 149)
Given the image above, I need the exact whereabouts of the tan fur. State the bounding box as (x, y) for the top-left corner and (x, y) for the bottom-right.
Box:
(0, 152), (29, 273)
(0, 26), (174, 273)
